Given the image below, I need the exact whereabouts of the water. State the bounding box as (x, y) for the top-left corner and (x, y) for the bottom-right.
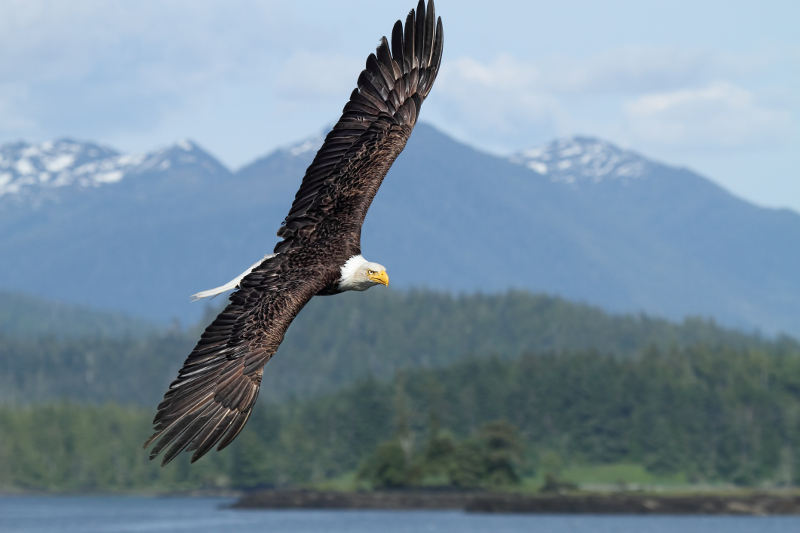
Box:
(1, 496), (799, 533)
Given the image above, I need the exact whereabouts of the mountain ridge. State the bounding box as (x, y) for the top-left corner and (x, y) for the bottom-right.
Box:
(0, 138), (230, 207)
(509, 136), (655, 187)
(0, 124), (798, 337)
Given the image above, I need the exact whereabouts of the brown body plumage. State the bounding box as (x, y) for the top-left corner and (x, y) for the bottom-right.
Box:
(145, 0), (443, 466)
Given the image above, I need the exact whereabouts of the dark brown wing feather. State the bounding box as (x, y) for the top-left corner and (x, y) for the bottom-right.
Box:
(275, 0), (443, 254)
(145, 252), (332, 465)
(145, 0), (443, 465)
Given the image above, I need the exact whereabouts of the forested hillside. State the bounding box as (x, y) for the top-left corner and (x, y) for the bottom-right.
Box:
(231, 343), (800, 488)
(0, 330), (188, 406)
(4, 289), (797, 492)
(2, 342), (799, 492)
(0, 291), (156, 340)
(1, 290), (791, 405)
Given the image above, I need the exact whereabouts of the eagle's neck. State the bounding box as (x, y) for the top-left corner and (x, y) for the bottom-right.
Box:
(337, 254), (371, 292)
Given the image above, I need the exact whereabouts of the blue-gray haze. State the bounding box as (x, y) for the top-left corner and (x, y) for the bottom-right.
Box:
(1, 125), (798, 336)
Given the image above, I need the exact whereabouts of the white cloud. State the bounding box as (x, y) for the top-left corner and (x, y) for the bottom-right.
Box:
(0, 0), (301, 139)
(443, 55), (540, 91)
(421, 47), (785, 152)
(0, 83), (35, 135)
(431, 55), (563, 148)
(542, 47), (765, 94)
(624, 82), (794, 149)
(274, 51), (362, 100)
(0, 1), (796, 173)
(435, 46), (765, 98)
(420, 46), (797, 156)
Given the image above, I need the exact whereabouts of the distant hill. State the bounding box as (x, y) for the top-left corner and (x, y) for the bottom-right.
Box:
(0, 291), (156, 340)
(1, 289), (793, 406)
(1, 125), (799, 336)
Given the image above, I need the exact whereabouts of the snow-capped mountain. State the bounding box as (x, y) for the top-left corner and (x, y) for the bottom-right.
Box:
(1, 124), (800, 339)
(280, 132), (325, 159)
(508, 137), (654, 188)
(0, 138), (226, 204)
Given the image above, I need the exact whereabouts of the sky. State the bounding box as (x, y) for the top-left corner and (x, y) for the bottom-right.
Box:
(1, 0), (798, 211)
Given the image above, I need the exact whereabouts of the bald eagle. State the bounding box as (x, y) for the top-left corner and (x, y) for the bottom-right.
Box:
(144, 0), (444, 465)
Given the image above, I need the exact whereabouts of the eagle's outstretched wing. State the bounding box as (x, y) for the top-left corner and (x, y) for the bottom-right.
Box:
(275, 0), (443, 254)
(145, 253), (332, 465)
(145, 0), (443, 465)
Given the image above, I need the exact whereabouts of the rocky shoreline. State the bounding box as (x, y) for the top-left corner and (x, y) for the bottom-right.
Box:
(233, 489), (800, 515)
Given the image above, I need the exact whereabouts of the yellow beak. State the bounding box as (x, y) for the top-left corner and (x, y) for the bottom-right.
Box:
(369, 270), (390, 287)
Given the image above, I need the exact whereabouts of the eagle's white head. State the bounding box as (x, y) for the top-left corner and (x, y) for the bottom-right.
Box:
(338, 255), (389, 292)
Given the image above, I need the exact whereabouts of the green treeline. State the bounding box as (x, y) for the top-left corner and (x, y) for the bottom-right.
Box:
(2, 289), (795, 406)
(357, 420), (528, 489)
(236, 343), (800, 488)
(0, 404), (230, 492)
(2, 289), (799, 492)
(0, 331), (190, 405)
(0, 291), (156, 341)
(2, 343), (799, 492)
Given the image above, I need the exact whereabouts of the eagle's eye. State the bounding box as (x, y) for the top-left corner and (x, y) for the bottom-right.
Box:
(368, 269), (375, 275)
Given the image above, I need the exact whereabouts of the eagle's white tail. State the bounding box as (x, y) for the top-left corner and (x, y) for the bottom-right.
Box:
(190, 254), (276, 301)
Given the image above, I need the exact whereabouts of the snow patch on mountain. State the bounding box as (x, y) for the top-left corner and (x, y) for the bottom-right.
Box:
(280, 131), (325, 158)
(0, 138), (216, 202)
(509, 137), (654, 188)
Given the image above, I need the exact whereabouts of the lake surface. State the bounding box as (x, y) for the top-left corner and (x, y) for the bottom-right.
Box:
(2, 496), (800, 533)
